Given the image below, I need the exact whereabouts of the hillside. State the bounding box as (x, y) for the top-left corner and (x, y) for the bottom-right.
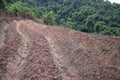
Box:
(1, 0), (120, 36)
(0, 19), (120, 80)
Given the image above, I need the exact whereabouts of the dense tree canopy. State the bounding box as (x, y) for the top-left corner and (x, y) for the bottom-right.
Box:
(0, 0), (120, 36)
(0, 0), (6, 9)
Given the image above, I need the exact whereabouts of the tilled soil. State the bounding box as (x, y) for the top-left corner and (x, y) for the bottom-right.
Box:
(0, 20), (120, 80)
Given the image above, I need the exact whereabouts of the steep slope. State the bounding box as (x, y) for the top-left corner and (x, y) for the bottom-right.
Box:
(0, 19), (120, 80)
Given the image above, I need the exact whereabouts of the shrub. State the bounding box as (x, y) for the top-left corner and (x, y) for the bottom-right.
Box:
(7, 1), (35, 16)
(43, 11), (56, 25)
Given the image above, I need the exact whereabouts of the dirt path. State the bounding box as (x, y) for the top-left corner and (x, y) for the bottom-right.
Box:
(45, 37), (81, 80)
(2, 21), (31, 80)
(12, 21), (31, 80)
(18, 20), (59, 80)
(25, 20), (81, 80)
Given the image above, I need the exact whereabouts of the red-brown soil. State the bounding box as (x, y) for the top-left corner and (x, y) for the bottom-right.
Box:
(0, 19), (120, 80)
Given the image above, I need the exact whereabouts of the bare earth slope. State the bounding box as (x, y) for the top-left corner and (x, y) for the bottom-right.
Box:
(0, 20), (120, 80)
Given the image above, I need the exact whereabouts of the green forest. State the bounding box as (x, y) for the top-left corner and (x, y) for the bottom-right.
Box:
(0, 0), (120, 36)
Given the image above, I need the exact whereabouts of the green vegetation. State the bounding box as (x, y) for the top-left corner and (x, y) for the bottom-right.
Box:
(43, 11), (56, 25)
(0, 0), (6, 9)
(7, 1), (35, 16)
(0, 0), (120, 36)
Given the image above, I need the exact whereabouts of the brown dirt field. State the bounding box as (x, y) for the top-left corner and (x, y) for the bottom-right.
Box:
(0, 19), (120, 80)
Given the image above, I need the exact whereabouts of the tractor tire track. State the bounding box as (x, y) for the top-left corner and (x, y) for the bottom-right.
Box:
(25, 20), (81, 80)
(2, 21), (31, 80)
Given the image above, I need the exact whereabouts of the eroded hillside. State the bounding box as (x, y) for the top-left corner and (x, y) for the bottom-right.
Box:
(0, 19), (120, 80)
